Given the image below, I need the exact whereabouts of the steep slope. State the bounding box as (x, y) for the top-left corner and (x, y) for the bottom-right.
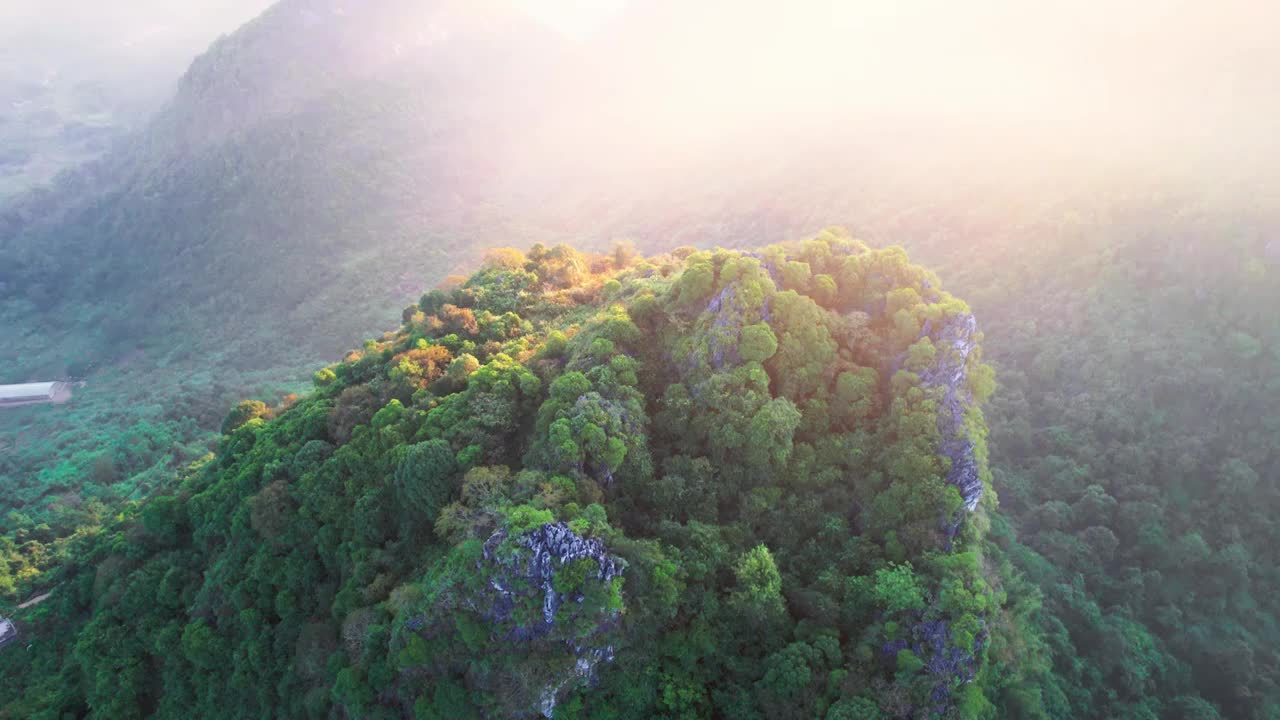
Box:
(523, 174), (1280, 719)
(0, 236), (1018, 719)
(0, 0), (580, 581)
(0, 0), (272, 199)
(2, 2), (1276, 716)
(718, 184), (1280, 720)
(2, 0), (569, 371)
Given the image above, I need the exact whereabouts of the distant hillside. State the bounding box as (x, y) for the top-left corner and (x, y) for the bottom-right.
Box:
(0, 0), (582, 630)
(1, 0), (576, 380)
(0, 1), (578, 549)
(0, 0), (272, 199)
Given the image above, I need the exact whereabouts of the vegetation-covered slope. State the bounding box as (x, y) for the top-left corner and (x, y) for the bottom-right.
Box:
(0, 0), (572, 583)
(953, 200), (1280, 720)
(554, 166), (1280, 718)
(0, 1), (272, 199)
(607, 180), (1280, 719)
(0, 236), (1026, 719)
(2, 2), (1277, 717)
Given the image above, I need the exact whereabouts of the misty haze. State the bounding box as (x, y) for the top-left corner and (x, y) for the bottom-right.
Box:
(0, 2), (1276, 719)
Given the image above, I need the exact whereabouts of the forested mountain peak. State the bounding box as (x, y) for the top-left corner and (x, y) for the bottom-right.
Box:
(0, 234), (1016, 718)
(3, 3), (1278, 719)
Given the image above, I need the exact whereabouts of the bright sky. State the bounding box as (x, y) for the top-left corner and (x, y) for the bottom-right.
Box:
(509, 0), (629, 38)
(504, 0), (1280, 183)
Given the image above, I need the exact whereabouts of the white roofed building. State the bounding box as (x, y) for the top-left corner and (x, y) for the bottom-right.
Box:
(0, 382), (73, 407)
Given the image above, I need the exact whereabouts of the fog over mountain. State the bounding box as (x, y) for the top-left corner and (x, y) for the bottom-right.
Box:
(1, 3), (1278, 719)
(0, 0), (273, 197)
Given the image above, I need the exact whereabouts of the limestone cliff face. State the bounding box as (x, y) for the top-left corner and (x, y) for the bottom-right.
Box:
(884, 311), (988, 712)
(399, 521), (625, 718)
(480, 522), (625, 718)
(0, 617), (17, 648)
(705, 285), (747, 370)
(883, 618), (987, 714)
(482, 522), (624, 633)
(918, 312), (983, 512)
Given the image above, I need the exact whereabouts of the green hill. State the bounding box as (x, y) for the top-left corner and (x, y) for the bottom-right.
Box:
(0, 0), (577, 587)
(0, 2), (1277, 718)
(0, 236), (1031, 719)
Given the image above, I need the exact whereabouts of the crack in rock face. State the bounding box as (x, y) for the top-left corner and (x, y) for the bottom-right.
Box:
(917, 313), (983, 512)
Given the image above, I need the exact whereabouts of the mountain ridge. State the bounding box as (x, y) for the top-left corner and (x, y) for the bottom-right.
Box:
(0, 235), (1017, 719)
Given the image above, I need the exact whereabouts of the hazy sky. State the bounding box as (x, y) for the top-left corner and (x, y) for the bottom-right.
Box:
(8, 0), (1277, 188)
(13, 0), (1276, 150)
(498, 0), (1280, 182)
(510, 0), (629, 37)
(0, 1), (273, 67)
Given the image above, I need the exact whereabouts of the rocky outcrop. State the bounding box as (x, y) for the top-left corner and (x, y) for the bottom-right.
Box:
(705, 284), (746, 370)
(567, 393), (645, 486)
(538, 645), (618, 718)
(885, 312), (988, 713)
(483, 522), (623, 629)
(917, 313), (983, 512)
(699, 279), (774, 374)
(883, 617), (986, 713)
(481, 522), (624, 718)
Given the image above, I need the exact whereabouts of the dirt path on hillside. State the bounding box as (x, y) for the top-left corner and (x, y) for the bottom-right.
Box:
(17, 592), (51, 610)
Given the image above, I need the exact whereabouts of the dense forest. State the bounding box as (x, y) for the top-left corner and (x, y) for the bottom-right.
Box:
(0, 0), (567, 588)
(500, 173), (1280, 718)
(1, 237), (1022, 718)
(2, 1), (1279, 718)
(955, 200), (1280, 719)
(6, 196), (1275, 720)
(760, 188), (1280, 719)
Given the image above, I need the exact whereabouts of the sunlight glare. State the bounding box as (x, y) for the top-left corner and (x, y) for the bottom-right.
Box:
(510, 0), (629, 38)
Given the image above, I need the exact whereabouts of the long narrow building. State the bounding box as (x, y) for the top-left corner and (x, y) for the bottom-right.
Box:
(0, 382), (73, 407)
(0, 618), (15, 648)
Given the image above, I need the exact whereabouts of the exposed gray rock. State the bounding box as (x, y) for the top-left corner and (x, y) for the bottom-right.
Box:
(917, 313), (983, 513)
(745, 251), (783, 287)
(514, 522), (623, 626)
(699, 279), (773, 374)
(705, 284), (745, 370)
(882, 313), (989, 716)
(568, 392), (644, 485)
(881, 617), (986, 714)
(539, 644), (617, 718)
(481, 522), (625, 718)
